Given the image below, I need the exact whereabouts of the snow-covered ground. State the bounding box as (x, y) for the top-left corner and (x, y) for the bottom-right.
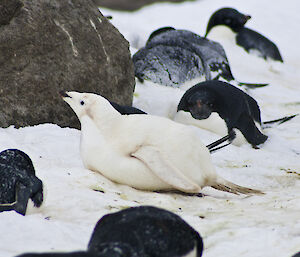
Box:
(1, 0), (300, 256)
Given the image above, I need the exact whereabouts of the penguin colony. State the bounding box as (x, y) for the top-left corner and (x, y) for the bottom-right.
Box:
(0, 6), (298, 257)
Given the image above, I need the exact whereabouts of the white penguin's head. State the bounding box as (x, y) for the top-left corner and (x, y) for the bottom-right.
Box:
(60, 91), (111, 120)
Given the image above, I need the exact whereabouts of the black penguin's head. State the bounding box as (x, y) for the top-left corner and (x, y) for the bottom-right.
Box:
(205, 7), (251, 36)
(178, 90), (214, 120)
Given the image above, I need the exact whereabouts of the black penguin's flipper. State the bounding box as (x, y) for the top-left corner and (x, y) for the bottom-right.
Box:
(236, 114), (268, 146)
(13, 183), (32, 215)
(30, 179), (44, 208)
(237, 81), (269, 88)
(236, 27), (284, 62)
(263, 114), (298, 126)
(206, 130), (236, 153)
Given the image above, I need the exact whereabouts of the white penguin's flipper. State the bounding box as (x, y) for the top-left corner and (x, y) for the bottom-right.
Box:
(131, 145), (201, 193)
(212, 177), (264, 195)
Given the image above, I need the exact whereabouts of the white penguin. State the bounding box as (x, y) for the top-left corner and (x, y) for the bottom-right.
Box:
(61, 91), (262, 195)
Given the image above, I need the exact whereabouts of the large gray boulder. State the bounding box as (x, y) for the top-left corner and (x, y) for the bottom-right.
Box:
(0, 0), (135, 128)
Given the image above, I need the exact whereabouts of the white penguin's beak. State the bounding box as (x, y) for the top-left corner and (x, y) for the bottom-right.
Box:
(60, 91), (85, 119)
(59, 91), (71, 99)
(60, 91), (74, 106)
(60, 91), (76, 113)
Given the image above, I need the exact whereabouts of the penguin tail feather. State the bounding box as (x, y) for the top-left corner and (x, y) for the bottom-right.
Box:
(211, 177), (264, 195)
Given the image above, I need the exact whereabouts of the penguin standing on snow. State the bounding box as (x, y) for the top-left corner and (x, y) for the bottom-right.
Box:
(176, 80), (268, 148)
(0, 149), (43, 215)
(205, 7), (283, 62)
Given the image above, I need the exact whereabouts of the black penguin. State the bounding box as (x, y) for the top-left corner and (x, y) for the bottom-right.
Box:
(133, 27), (233, 87)
(205, 7), (283, 62)
(177, 80), (268, 147)
(133, 37), (207, 87)
(0, 149), (43, 215)
(133, 26), (267, 88)
(88, 206), (203, 257)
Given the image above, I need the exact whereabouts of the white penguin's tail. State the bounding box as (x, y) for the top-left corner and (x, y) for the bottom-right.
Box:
(211, 177), (264, 195)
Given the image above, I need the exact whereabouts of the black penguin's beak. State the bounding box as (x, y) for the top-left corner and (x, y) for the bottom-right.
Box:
(244, 15), (251, 23)
(59, 91), (71, 98)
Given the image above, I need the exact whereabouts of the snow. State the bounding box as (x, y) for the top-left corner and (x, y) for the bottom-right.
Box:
(1, 0), (300, 256)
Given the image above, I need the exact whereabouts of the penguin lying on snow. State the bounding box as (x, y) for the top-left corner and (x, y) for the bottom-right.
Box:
(61, 90), (263, 195)
(133, 26), (267, 89)
(205, 7), (283, 62)
(133, 28), (208, 88)
(0, 149), (43, 215)
(88, 206), (203, 257)
(175, 80), (297, 147)
(16, 206), (203, 257)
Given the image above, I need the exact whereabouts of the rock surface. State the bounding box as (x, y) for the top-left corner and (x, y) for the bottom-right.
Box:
(93, 0), (195, 11)
(0, 0), (135, 128)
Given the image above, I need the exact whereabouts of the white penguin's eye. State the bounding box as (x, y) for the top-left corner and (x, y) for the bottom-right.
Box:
(80, 100), (85, 106)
